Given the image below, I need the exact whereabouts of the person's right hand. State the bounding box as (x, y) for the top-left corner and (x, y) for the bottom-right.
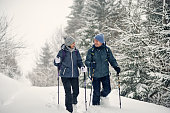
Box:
(55, 57), (61, 64)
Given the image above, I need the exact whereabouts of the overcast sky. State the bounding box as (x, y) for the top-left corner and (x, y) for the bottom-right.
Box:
(0, 0), (73, 75)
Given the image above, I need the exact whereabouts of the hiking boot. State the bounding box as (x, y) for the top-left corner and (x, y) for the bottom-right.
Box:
(66, 105), (73, 113)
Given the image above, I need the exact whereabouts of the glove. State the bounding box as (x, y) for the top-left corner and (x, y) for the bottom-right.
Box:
(81, 66), (87, 72)
(91, 61), (96, 69)
(54, 57), (61, 64)
(114, 66), (120, 75)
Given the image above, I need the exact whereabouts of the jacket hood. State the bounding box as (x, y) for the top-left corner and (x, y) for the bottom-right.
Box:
(61, 44), (76, 52)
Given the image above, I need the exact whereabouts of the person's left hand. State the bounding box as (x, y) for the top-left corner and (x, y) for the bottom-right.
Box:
(114, 66), (120, 75)
(81, 66), (87, 72)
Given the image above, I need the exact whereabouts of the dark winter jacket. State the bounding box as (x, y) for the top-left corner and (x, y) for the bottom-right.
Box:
(55, 44), (84, 78)
(85, 44), (118, 78)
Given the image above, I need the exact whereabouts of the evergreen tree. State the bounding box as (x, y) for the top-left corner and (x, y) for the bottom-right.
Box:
(119, 0), (170, 107)
(29, 42), (58, 87)
(142, 0), (170, 107)
(65, 0), (85, 37)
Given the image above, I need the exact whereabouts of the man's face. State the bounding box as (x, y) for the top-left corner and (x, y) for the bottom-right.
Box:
(94, 39), (102, 47)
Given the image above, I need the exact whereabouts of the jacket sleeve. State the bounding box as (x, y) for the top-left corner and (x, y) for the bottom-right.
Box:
(77, 50), (84, 68)
(85, 49), (92, 68)
(108, 48), (118, 68)
(54, 50), (63, 66)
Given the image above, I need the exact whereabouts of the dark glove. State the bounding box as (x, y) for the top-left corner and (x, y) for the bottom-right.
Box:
(91, 61), (96, 69)
(114, 66), (120, 75)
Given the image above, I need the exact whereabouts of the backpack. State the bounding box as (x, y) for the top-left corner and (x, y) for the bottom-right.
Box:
(88, 44), (110, 79)
(90, 44), (110, 63)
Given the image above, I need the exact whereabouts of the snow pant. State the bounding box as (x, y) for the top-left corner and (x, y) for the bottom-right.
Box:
(61, 77), (79, 112)
(92, 75), (111, 105)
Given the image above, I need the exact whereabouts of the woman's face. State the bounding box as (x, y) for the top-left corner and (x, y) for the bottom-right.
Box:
(70, 42), (75, 49)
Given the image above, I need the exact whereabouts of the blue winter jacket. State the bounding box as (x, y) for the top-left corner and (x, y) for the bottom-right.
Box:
(85, 44), (118, 78)
(54, 45), (84, 78)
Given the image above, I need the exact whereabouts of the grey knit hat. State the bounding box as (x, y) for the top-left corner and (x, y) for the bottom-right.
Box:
(64, 36), (75, 46)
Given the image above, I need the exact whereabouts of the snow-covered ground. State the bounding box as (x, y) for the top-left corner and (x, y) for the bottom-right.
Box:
(0, 73), (169, 113)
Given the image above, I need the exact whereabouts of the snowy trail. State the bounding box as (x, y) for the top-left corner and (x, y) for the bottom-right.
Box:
(1, 86), (169, 113)
(0, 74), (170, 113)
(78, 89), (170, 113)
(0, 86), (68, 113)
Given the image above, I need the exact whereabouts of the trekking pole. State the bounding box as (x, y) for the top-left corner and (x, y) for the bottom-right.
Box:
(84, 72), (87, 111)
(57, 67), (60, 104)
(89, 68), (95, 106)
(117, 74), (121, 109)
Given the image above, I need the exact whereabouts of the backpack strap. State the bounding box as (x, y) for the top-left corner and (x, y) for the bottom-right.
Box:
(90, 45), (110, 62)
(89, 46), (95, 79)
(91, 46), (95, 63)
(61, 49), (66, 62)
(105, 46), (110, 61)
(60, 44), (66, 60)
(75, 48), (78, 56)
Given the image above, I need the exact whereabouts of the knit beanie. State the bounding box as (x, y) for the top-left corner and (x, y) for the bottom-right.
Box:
(64, 36), (75, 46)
(94, 34), (104, 43)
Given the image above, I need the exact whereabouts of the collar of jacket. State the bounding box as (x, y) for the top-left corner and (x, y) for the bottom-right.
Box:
(63, 44), (76, 52)
(93, 44), (105, 50)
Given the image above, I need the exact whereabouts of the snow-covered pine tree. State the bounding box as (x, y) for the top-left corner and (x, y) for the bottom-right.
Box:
(103, 0), (128, 44)
(142, 0), (170, 107)
(119, 0), (170, 107)
(65, 0), (85, 37)
(50, 27), (65, 55)
(29, 42), (58, 87)
(117, 0), (154, 100)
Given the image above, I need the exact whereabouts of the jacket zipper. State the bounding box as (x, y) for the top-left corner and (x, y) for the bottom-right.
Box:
(63, 68), (66, 75)
(71, 51), (74, 77)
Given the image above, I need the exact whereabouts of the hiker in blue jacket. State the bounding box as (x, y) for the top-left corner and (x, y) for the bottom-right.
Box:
(85, 34), (120, 105)
(54, 36), (84, 113)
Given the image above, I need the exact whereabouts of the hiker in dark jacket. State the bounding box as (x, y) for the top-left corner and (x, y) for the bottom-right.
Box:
(85, 34), (120, 105)
(54, 36), (84, 113)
